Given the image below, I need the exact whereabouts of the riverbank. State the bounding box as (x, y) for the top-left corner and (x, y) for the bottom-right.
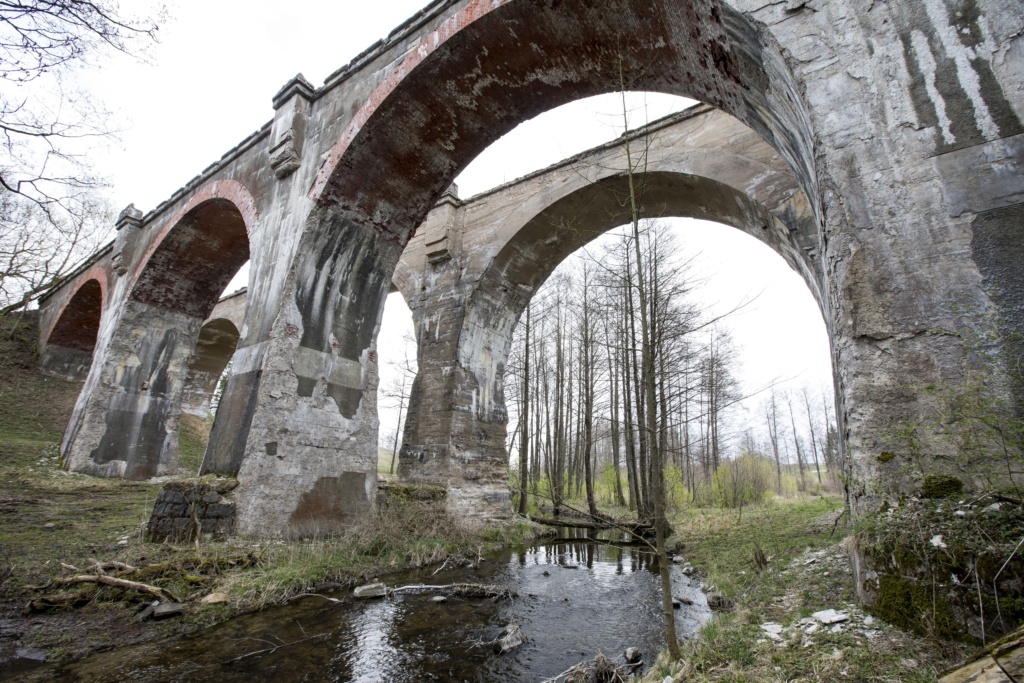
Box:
(0, 314), (544, 672)
(638, 497), (974, 682)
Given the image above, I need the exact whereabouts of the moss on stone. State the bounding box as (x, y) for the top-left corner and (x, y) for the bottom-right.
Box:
(922, 474), (963, 498)
(871, 574), (960, 639)
(877, 451), (896, 463)
(378, 481), (447, 503)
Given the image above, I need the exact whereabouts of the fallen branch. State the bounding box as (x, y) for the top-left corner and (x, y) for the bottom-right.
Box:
(531, 516), (655, 538)
(53, 574), (179, 603)
(389, 583), (516, 600)
(289, 592), (343, 604)
(60, 560), (136, 575)
(223, 632), (327, 665)
(541, 653), (628, 683)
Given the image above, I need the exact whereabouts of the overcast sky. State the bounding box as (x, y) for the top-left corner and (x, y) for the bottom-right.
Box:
(76, 0), (833, 444)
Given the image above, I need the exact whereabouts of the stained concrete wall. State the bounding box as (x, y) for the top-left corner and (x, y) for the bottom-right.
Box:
(36, 0), (1024, 535)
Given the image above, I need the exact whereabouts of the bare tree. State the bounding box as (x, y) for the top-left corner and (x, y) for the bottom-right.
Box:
(517, 301), (531, 514)
(801, 385), (824, 486)
(382, 333), (417, 475)
(0, 189), (109, 313)
(0, 1), (162, 313)
(1, 1), (161, 203)
(784, 390), (807, 489)
(764, 388), (784, 494)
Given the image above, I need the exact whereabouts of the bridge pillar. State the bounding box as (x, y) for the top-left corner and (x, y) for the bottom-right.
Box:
(63, 199), (251, 480)
(202, 209), (392, 537)
(62, 300), (205, 479)
(397, 191), (519, 520)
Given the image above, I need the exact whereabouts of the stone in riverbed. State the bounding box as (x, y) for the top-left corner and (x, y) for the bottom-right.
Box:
(354, 582), (387, 598)
(494, 623), (525, 654)
(624, 647), (642, 664)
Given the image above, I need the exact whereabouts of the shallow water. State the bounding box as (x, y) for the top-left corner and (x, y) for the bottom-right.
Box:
(30, 531), (710, 682)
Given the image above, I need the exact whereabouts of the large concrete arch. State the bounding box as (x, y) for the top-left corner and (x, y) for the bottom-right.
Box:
(62, 188), (254, 480)
(309, 0), (817, 234)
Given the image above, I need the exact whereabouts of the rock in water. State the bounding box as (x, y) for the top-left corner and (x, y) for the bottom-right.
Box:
(354, 582), (387, 598)
(494, 623), (525, 654)
(624, 647), (642, 664)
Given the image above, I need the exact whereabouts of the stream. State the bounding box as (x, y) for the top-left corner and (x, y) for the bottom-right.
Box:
(28, 530), (711, 682)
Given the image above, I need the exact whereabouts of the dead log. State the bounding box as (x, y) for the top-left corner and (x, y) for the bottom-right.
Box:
(389, 583), (516, 600)
(531, 516), (655, 538)
(53, 574), (179, 602)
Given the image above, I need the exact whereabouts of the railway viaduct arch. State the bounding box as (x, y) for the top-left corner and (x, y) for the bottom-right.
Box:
(37, 0), (1024, 536)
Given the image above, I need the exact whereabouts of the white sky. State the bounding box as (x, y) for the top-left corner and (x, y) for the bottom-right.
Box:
(74, 0), (833, 445)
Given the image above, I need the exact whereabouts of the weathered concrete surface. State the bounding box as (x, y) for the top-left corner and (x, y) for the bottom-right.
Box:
(60, 194), (254, 480)
(36, 0), (1024, 536)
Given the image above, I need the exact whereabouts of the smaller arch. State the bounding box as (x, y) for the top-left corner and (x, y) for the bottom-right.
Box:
(180, 318), (241, 419)
(127, 179), (257, 314)
(41, 272), (107, 380)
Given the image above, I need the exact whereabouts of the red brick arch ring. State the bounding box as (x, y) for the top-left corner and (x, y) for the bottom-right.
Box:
(126, 179), (259, 321)
(308, 0), (819, 247)
(41, 265), (110, 356)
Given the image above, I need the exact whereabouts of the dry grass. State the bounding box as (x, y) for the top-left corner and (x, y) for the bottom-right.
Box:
(635, 498), (972, 682)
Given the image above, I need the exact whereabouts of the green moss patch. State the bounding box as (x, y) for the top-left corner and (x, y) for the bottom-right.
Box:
(922, 474), (963, 498)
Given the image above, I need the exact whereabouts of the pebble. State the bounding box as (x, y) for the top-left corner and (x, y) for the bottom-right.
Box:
(42, 522), (55, 529)
(812, 609), (849, 625)
(430, 595), (447, 603)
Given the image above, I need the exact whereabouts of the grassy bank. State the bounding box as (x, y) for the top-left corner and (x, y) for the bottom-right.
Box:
(637, 497), (972, 682)
(0, 313), (542, 666)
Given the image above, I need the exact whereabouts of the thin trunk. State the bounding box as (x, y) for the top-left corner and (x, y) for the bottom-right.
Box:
(802, 387), (823, 486)
(786, 393), (807, 488)
(606, 321), (626, 506)
(517, 304), (531, 515)
(618, 63), (679, 658)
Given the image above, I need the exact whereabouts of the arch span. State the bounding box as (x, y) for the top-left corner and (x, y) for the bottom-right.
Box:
(63, 190), (254, 480)
(310, 0), (816, 242)
(399, 164), (822, 515)
(40, 269), (107, 381)
(225, 0), (820, 536)
(181, 318), (241, 419)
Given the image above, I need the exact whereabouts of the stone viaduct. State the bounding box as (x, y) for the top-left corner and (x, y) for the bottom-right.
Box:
(35, 0), (1024, 537)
